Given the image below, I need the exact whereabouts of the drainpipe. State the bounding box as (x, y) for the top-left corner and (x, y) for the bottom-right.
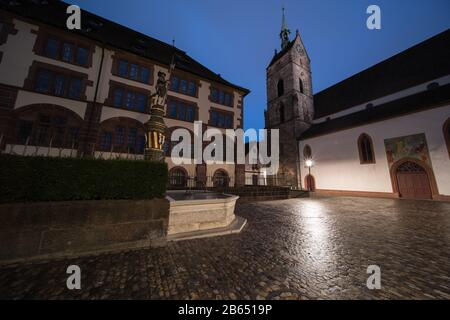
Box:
(83, 43), (105, 157)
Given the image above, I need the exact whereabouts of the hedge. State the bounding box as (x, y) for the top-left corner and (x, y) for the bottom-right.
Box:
(0, 155), (168, 203)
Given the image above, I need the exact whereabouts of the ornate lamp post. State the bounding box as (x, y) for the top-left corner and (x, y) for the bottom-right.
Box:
(144, 59), (176, 161)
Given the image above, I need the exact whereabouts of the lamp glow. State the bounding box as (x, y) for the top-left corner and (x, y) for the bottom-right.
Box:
(306, 159), (313, 167)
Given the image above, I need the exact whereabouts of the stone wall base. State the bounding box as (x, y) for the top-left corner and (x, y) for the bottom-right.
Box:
(0, 199), (170, 265)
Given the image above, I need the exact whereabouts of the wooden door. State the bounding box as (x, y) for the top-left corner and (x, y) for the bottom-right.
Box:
(305, 175), (315, 191)
(396, 162), (432, 200)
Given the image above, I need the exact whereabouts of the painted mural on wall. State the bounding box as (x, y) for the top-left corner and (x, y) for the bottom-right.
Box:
(384, 133), (431, 167)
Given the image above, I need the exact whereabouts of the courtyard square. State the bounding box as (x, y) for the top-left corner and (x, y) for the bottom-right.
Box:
(0, 197), (449, 300)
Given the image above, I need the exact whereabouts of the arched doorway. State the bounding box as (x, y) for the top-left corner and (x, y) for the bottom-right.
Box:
(12, 104), (84, 149)
(169, 167), (188, 188)
(395, 161), (432, 199)
(98, 117), (146, 155)
(304, 174), (315, 191)
(213, 169), (230, 188)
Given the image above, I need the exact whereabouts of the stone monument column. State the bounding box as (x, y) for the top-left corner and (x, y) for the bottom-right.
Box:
(144, 103), (166, 161)
(144, 71), (171, 162)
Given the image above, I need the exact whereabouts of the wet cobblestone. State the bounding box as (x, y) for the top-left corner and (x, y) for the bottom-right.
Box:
(0, 197), (449, 300)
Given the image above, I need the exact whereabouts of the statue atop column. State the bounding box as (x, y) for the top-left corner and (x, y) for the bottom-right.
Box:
(144, 57), (176, 162)
(151, 71), (169, 106)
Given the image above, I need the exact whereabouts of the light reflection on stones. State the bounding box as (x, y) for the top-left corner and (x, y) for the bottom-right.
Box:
(0, 197), (449, 299)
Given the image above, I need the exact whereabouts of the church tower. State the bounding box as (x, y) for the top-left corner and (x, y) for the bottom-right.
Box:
(265, 8), (314, 188)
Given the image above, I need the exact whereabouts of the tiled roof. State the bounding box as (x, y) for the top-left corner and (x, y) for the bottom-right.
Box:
(0, 0), (250, 95)
(300, 83), (450, 140)
(313, 29), (450, 119)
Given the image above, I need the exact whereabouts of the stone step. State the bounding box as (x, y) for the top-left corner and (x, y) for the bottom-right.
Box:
(289, 190), (310, 198)
(166, 216), (247, 242)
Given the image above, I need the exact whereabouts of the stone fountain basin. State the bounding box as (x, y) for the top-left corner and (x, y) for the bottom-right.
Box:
(166, 191), (245, 240)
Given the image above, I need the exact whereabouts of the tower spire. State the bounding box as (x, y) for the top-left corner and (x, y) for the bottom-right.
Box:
(280, 6), (291, 50)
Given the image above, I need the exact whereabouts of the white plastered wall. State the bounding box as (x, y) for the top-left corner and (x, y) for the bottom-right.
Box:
(299, 104), (450, 196)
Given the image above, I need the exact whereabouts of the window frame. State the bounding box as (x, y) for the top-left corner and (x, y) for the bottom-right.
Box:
(358, 133), (376, 164)
(33, 67), (84, 100)
(209, 86), (234, 107)
(35, 32), (93, 68)
(106, 81), (150, 113)
(165, 96), (198, 123)
(444, 118), (450, 159)
(303, 145), (312, 160)
(112, 55), (154, 85)
(169, 73), (199, 98)
(209, 107), (234, 129)
(61, 42), (75, 63)
(98, 119), (146, 154)
(25, 61), (90, 101)
(213, 169), (230, 188)
(277, 79), (284, 97)
(15, 108), (82, 149)
(169, 167), (189, 187)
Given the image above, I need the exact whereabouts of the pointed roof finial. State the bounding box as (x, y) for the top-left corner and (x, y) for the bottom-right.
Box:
(280, 6), (291, 50)
(281, 6), (287, 31)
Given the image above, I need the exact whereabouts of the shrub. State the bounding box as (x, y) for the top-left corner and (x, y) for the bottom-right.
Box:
(0, 155), (168, 203)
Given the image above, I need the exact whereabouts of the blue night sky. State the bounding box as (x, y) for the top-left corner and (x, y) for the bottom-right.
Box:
(69, 0), (450, 131)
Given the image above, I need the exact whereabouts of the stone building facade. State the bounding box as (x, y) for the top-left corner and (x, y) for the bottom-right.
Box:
(0, 1), (249, 187)
(265, 10), (450, 201)
(265, 11), (313, 188)
(298, 29), (450, 200)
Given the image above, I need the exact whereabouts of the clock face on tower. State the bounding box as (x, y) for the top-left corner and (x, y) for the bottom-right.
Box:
(295, 44), (304, 55)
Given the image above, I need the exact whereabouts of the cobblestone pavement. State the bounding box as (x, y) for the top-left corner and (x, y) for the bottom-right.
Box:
(1, 197), (450, 300)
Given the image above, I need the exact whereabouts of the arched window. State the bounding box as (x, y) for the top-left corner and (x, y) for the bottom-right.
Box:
(14, 105), (82, 149)
(98, 118), (146, 154)
(444, 118), (450, 158)
(279, 102), (285, 123)
(299, 78), (304, 94)
(213, 169), (230, 188)
(277, 79), (284, 97)
(358, 134), (375, 164)
(303, 145), (312, 159)
(169, 167), (188, 187)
